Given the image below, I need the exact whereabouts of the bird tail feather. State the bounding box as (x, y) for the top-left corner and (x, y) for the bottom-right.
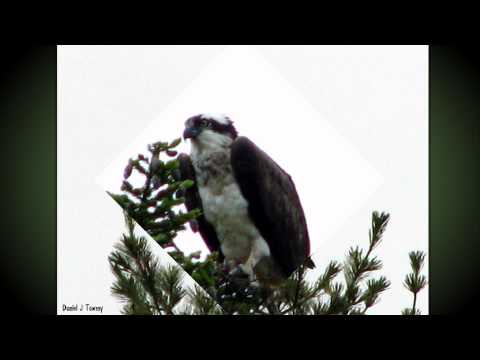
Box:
(304, 256), (316, 269)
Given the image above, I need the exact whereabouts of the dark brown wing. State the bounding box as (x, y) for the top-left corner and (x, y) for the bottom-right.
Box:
(178, 153), (223, 261)
(230, 137), (313, 278)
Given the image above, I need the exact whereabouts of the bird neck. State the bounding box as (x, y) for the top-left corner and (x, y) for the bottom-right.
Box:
(191, 131), (233, 158)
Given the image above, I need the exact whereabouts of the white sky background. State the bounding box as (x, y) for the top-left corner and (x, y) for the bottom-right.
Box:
(58, 45), (428, 315)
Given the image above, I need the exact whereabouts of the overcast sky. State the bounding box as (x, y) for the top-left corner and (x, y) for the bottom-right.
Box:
(58, 45), (428, 315)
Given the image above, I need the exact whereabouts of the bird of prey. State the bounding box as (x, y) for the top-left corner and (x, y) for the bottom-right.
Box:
(179, 113), (314, 286)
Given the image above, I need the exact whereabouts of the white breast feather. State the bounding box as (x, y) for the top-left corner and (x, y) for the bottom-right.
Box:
(191, 134), (265, 263)
(190, 129), (272, 282)
(197, 166), (262, 262)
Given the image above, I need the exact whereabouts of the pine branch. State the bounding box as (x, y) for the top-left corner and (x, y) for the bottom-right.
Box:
(109, 213), (188, 315)
(109, 138), (199, 251)
(330, 212), (391, 315)
(108, 139), (211, 298)
(279, 261), (342, 314)
(155, 265), (186, 314)
(402, 251), (428, 315)
(183, 285), (224, 315)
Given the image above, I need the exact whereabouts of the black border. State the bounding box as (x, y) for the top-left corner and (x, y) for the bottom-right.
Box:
(3, 44), (480, 316)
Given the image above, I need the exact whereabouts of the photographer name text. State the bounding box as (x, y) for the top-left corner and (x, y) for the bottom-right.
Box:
(62, 304), (104, 313)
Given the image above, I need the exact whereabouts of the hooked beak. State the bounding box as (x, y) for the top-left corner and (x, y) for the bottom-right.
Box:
(183, 127), (200, 140)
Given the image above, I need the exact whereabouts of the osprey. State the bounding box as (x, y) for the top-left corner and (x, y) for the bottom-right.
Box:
(179, 113), (314, 286)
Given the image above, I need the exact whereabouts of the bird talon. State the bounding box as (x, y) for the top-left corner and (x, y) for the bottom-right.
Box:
(228, 265), (249, 279)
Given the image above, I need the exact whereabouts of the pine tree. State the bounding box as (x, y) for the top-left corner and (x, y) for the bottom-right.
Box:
(108, 139), (428, 315)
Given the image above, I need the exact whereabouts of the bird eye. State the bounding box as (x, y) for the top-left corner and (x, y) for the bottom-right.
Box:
(202, 120), (210, 127)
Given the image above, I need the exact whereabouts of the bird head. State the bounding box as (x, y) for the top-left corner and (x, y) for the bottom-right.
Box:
(183, 113), (238, 148)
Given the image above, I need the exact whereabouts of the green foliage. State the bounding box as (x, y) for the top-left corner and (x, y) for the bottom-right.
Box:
(109, 214), (184, 314)
(402, 251), (428, 315)
(108, 139), (199, 251)
(184, 285), (224, 315)
(107, 139), (218, 293)
(108, 213), (222, 315)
